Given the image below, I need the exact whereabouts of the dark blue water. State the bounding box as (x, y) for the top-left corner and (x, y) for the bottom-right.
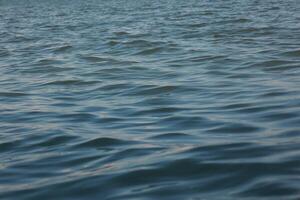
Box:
(1, 0), (300, 199)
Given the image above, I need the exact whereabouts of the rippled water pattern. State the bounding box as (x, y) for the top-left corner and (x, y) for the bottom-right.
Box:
(1, 0), (300, 199)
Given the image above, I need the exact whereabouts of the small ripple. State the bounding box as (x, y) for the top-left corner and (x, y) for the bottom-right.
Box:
(158, 116), (217, 131)
(134, 47), (164, 55)
(260, 90), (293, 98)
(106, 40), (119, 46)
(0, 140), (21, 153)
(61, 154), (104, 168)
(75, 137), (134, 149)
(251, 59), (297, 72)
(52, 45), (73, 53)
(280, 49), (300, 58)
(238, 26), (276, 35)
(129, 85), (179, 96)
(30, 135), (78, 148)
(132, 107), (185, 116)
(42, 79), (100, 86)
(97, 83), (134, 91)
(122, 39), (163, 47)
(237, 181), (299, 198)
(56, 113), (98, 122)
(220, 102), (254, 110)
(257, 111), (299, 122)
(207, 123), (262, 134)
(80, 55), (114, 63)
(0, 91), (30, 98)
(21, 66), (75, 74)
(80, 55), (138, 65)
(184, 22), (208, 28)
(0, 49), (10, 57)
(113, 31), (129, 36)
(149, 132), (196, 140)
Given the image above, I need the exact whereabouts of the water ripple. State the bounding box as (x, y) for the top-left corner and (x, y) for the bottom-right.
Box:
(1, 0), (300, 199)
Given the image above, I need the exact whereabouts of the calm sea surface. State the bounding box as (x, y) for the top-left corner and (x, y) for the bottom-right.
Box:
(1, 0), (300, 199)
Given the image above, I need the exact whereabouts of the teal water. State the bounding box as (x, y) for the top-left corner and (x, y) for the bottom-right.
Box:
(1, 0), (300, 199)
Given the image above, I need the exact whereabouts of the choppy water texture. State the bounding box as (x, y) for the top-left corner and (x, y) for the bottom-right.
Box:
(1, 0), (300, 199)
